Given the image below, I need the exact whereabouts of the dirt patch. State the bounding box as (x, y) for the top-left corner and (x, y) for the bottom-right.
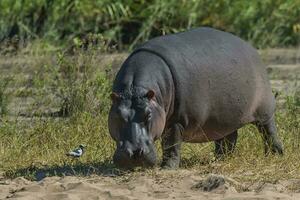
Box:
(1, 170), (300, 200)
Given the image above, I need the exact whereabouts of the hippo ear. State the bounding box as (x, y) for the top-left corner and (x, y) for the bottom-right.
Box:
(145, 90), (155, 100)
(110, 92), (120, 102)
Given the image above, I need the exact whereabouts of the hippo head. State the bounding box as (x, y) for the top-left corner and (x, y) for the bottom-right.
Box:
(108, 89), (166, 169)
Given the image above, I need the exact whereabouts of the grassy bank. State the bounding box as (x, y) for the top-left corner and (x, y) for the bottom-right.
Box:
(0, 45), (299, 182)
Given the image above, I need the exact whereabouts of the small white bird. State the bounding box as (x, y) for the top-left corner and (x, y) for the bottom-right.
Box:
(66, 144), (86, 158)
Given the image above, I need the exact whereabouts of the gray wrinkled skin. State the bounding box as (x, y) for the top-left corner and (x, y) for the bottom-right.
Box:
(108, 27), (283, 169)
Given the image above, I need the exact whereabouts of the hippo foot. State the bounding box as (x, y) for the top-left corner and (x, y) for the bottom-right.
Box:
(265, 139), (284, 155)
(161, 158), (180, 169)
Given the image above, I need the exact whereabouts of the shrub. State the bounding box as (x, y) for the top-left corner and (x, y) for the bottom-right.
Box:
(0, 0), (299, 49)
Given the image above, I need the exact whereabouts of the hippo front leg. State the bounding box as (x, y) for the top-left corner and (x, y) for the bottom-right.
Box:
(161, 124), (183, 169)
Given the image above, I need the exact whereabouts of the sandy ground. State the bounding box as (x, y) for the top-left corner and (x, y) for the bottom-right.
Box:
(1, 170), (300, 200)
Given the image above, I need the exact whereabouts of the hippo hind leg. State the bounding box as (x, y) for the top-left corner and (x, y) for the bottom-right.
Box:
(256, 116), (283, 155)
(214, 130), (238, 159)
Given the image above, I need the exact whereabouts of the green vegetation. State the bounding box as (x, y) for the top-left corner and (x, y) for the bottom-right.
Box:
(0, 0), (300, 50)
(0, 44), (299, 182)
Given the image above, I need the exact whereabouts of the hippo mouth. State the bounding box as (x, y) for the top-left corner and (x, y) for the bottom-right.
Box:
(113, 143), (157, 169)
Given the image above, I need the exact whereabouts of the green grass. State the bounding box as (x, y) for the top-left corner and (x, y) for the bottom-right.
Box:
(0, 114), (115, 179)
(0, 45), (299, 183)
(1, 96), (300, 182)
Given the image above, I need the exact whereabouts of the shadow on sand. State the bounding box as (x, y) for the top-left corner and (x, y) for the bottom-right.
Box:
(5, 160), (126, 181)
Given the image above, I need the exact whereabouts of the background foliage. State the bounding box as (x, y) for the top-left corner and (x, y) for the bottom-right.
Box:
(0, 0), (300, 50)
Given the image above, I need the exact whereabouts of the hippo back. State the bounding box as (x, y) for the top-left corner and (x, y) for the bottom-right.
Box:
(133, 27), (274, 138)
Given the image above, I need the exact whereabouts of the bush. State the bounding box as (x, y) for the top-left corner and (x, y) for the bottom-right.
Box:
(54, 51), (112, 117)
(0, 0), (299, 49)
(21, 39), (114, 117)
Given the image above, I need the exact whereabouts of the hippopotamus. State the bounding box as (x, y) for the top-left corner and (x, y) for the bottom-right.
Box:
(108, 27), (283, 169)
